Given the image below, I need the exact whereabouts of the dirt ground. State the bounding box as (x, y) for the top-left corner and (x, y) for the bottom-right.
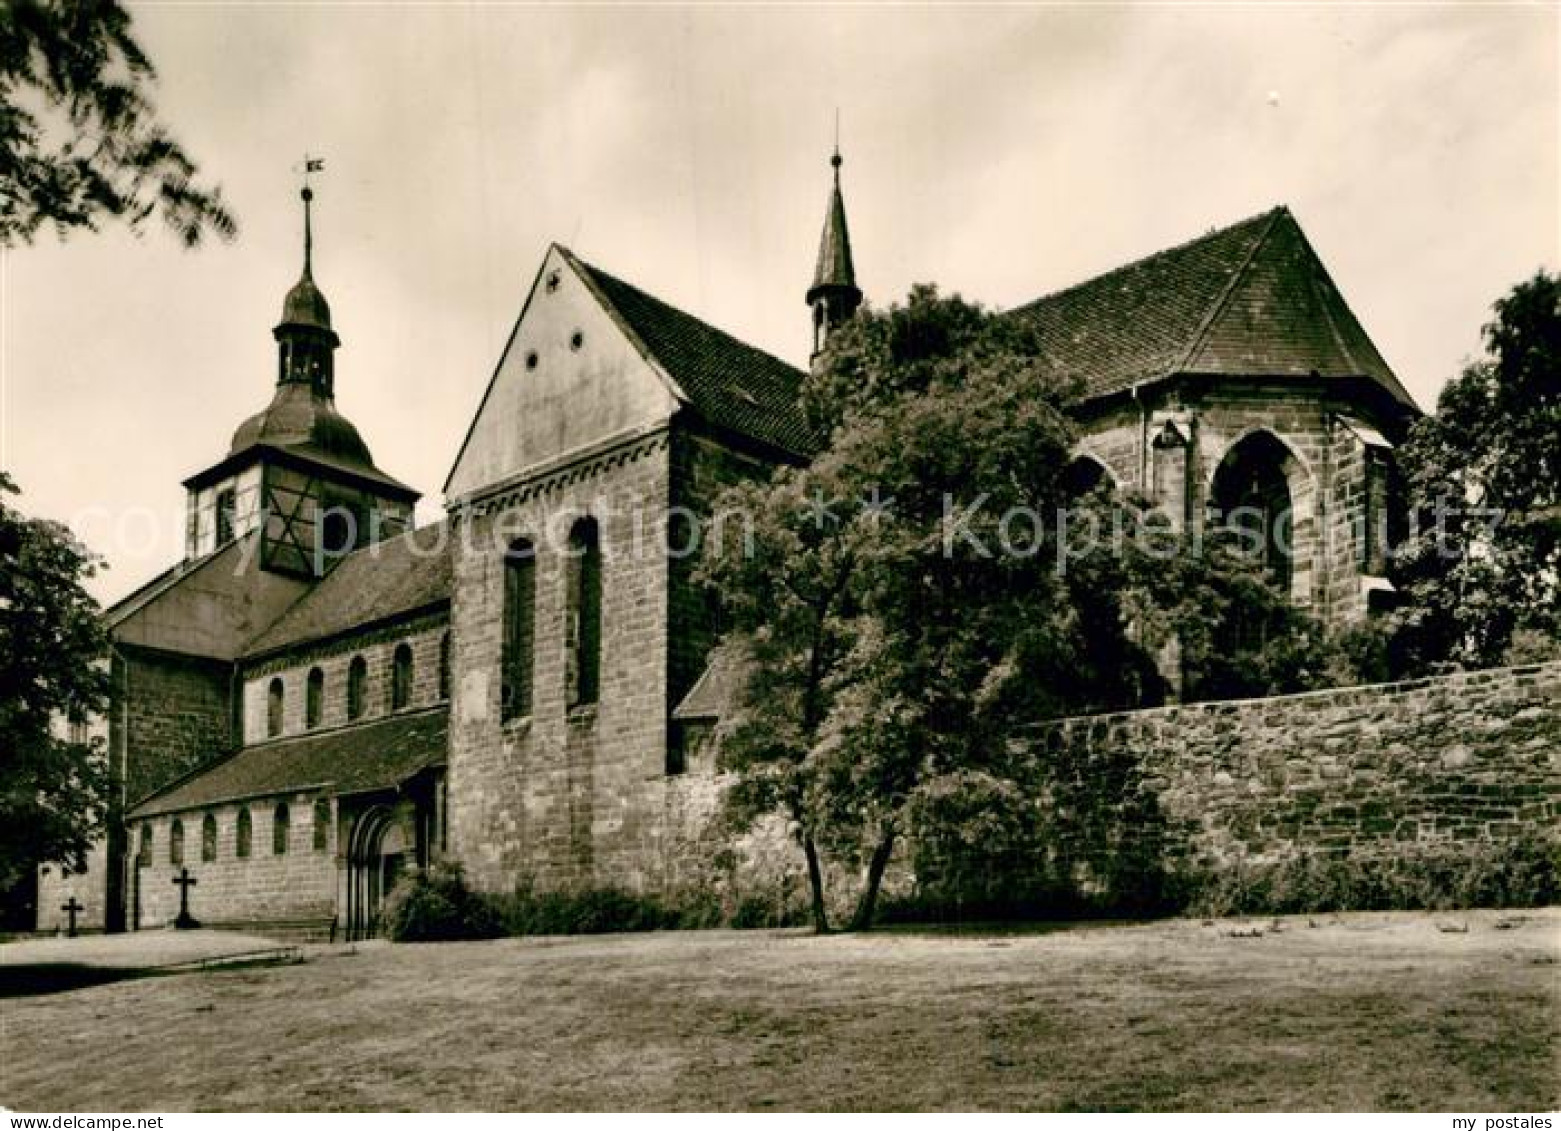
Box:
(2, 908), (1557, 1111)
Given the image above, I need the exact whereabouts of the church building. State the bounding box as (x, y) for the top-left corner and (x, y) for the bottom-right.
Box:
(36, 152), (1418, 938)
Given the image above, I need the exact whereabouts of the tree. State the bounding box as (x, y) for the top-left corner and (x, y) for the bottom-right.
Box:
(704, 288), (1340, 930)
(0, 471), (111, 893)
(1392, 270), (1561, 669)
(1, 0), (236, 247)
(703, 291), (1164, 930)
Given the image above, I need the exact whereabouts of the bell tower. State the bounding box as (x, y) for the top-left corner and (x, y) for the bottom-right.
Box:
(805, 144), (863, 362)
(181, 174), (419, 573)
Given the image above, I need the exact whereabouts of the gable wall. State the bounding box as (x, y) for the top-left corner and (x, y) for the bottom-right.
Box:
(445, 247), (681, 502)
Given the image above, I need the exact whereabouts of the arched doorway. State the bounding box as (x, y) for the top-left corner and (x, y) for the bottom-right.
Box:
(345, 807), (411, 940)
(1210, 431), (1298, 592)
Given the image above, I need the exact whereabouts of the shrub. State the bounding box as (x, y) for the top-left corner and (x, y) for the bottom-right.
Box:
(382, 863), (503, 942)
(495, 880), (680, 936)
(1180, 836), (1561, 918)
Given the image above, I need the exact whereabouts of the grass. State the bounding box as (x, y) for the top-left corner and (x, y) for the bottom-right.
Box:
(2, 908), (1557, 1111)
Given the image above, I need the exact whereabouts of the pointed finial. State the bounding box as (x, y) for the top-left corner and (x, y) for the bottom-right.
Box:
(831, 110), (842, 173)
(295, 154), (325, 276)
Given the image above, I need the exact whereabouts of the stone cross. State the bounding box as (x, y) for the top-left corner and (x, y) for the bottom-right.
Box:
(59, 896), (84, 938)
(171, 866), (200, 929)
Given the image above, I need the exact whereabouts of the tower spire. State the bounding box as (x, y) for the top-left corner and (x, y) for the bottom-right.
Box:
(806, 133), (862, 361)
(274, 161), (338, 393)
(302, 184), (313, 277)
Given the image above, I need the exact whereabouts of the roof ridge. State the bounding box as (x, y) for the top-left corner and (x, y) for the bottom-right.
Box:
(1281, 215), (1366, 375)
(570, 249), (808, 381)
(1171, 206), (1287, 375)
(1007, 205), (1284, 316)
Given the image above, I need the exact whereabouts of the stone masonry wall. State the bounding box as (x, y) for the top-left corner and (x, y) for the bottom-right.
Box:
(120, 647), (234, 807)
(239, 611), (450, 744)
(448, 432), (679, 893)
(1017, 662), (1560, 891)
(129, 790), (337, 935)
(1070, 380), (1403, 626)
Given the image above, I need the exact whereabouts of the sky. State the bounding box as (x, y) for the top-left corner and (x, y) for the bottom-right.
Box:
(3, 2), (1556, 605)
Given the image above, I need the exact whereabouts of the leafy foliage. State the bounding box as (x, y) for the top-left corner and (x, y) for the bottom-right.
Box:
(1181, 837), (1561, 918)
(701, 288), (1332, 931)
(381, 863), (503, 942)
(0, 471), (111, 892)
(1, 0), (237, 247)
(1391, 270), (1561, 669)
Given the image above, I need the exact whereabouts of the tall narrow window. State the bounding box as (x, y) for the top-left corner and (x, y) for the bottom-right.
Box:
(347, 656), (366, 721)
(438, 632), (451, 701)
(313, 798), (331, 852)
(306, 667), (324, 729)
(215, 488), (236, 545)
(273, 803), (290, 856)
(391, 643), (413, 710)
(501, 539), (536, 720)
(201, 813), (217, 862)
(138, 824), (152, 866)
(566, 518), (602, 709)
(267, 677), (284, 738)
(170, 819), (184, 866)
(236, 808), (252, 859)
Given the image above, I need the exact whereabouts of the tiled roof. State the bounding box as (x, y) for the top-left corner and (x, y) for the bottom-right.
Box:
(565, 249), (816, 458)
(671, 645), (747, 721)
(1006, 206), (1415, 409)
(808, 165), (858, 301)
(244, 522), (452, 658)
(129, 708), (448, 817)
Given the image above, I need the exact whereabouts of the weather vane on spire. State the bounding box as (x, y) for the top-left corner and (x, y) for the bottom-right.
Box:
(291, 154), (325, 274)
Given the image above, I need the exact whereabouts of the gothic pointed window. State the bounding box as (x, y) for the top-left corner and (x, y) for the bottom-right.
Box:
(201, 813), (217, 862)
(347, 656), (367, 721)
(565, 518), (602, 709)
(391, 643), (413, 711)
(267, 677), (285, 738)
(501, 539), (536, 721)
(170, 819), (184, 866)
(236, 808), (252, 859)
(1210, 432), (1297, 594)
(306, 667), (324, 729)
(273, 803), (290, 856)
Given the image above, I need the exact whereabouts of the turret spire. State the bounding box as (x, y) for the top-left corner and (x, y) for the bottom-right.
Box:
(806, 136), (862, 360)
(274, 165), (339, 393)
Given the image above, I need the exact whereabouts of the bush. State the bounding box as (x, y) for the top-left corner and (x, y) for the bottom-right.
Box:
(382, 863), (503, 942)
(495, 880), (680, 936)
(1180, 836), (1561, 918)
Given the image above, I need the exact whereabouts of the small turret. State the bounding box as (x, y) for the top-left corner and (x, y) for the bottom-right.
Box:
(806, 146), (862, 360)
